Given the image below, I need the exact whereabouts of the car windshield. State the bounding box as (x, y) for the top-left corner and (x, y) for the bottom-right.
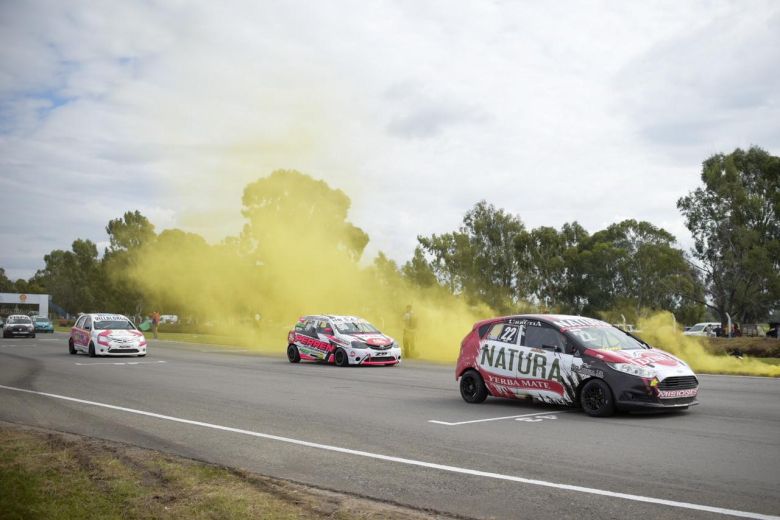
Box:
(35, 318), (49, 323)
(94, 320), (136, 330)
(9, 317), (31, 324)
(567, 326), (646, 351)
(335, 321), (380, 334)
(688, 324), (705, 332)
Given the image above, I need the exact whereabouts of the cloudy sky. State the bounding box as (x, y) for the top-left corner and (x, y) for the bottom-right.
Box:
(1, 0), (778, 280)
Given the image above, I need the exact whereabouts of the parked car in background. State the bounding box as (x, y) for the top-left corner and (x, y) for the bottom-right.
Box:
(32, 316), (54, 333)
(682, 322), (721, 337)
(3, 315), (35, 338)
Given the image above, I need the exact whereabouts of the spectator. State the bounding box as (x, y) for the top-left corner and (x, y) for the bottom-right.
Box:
(402, 304), (417, 359)
(151, 311), (161, 339)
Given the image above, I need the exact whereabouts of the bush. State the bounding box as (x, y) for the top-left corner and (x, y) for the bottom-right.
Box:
(702, 337), (780, 358)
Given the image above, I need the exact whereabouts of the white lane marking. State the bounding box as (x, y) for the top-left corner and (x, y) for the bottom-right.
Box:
(429, 410), (570, 426)
(0, 385), (774, 520)
(516, 415), (557, 422)
(74, 360), (167, 366)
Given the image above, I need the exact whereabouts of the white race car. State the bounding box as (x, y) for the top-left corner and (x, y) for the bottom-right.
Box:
(69, 313), (148, 357)
(287, 315), (401, 366)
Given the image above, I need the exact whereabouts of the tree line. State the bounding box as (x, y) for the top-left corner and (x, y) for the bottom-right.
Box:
(2, 147), (778, 325)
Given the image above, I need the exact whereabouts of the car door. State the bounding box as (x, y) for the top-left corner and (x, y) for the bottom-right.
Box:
(476, 321), (523, 398)
(73, 316), (88, 349)
(517, 321), (577, 404)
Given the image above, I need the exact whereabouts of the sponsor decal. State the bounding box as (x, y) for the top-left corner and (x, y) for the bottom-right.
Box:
(658, 388), (698, 399)
(294, 333), (332, 352)
(505, 318), (542, 327)
(479, 345), (562, 382)
(553, 317), (609, 330)
(485, 374), (565, 394)
(572, 363), (604, 379)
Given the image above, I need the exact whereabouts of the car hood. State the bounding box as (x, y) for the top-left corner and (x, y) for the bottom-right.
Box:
(585, 347), (696, 379)
(97, 330), (145, 341)
(345, 333), (394, 346)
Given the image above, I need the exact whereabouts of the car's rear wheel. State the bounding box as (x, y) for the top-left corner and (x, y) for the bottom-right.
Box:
(460, 369), (488, 403)
(68, 339), (76, 355)
(287, 344), (301, 363)
(580, 379), (615, 417)
(334, 348), (349, 367)
(88, 342), (96, 358)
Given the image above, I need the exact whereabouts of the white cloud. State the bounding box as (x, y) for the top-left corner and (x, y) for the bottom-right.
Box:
(1, 0), (778, 280)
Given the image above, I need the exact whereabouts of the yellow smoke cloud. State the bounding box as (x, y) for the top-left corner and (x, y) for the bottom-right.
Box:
(638, 312), (780, 377)
(125, 170), (493, 363)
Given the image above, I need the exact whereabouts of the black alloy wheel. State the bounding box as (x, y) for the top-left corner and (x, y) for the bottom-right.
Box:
(580, 379), (615, 417)
(334, 348), (349, 367)
(460, 369), (488, 403)
(287, 344), (301, 363)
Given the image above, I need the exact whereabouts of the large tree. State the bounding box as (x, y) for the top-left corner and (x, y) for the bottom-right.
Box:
(417, 200), (524, 313)
(35, 239), (103, 314)
(678, 147), (780, 322)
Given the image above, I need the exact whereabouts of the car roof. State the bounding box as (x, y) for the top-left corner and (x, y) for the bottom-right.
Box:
(474, 313), (611, 328)
(302, 315), (367, 322)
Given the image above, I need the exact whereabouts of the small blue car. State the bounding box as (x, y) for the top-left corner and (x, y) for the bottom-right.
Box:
(32, 316), (54, 333)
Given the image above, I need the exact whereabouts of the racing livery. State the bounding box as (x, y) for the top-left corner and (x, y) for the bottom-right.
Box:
(456, 314), (698, 417)
(69, 313), (148, 357)
(287, 315), (401, 366)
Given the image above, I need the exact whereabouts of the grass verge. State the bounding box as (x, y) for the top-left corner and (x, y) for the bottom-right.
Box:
(0, 422), (451, 520)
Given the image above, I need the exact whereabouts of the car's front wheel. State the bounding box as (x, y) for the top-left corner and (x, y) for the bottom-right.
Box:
(580, 379), (615, 417)
(88, 342), (96, 358)
(460, 369), (488, 403)
(334, 348), (350, 367)
(287, 344), (301, 363)
(68, 339), (76, 355)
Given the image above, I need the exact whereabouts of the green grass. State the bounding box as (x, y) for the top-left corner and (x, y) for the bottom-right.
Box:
(0, 424), (441, 520)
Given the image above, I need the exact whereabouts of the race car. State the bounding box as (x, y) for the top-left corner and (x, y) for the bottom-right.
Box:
(69, 313), (148, 357)
(287, 315), (401, 366)
(3, 315), (35, 338)
(456, 314), (699, 417)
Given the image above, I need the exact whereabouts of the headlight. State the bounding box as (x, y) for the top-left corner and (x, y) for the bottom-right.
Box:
(350, 340), (368, 349)
(607, 363), (656, 379)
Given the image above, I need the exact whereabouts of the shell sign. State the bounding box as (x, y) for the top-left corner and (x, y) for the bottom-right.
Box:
(19, 294), (27, 303)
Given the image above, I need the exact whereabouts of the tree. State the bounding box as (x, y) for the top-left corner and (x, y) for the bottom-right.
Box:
(105, 210), (156, 252)
(678, 147), (780, 322)
(0, 268), (13, 292)
(35, 239), (103, 314)
(417, 201), (524, 313)
(514, 222), (588, 312)
(575, 220), (701, 317)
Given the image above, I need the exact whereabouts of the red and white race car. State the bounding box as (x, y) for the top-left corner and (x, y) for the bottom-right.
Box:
(287, 315), (401, 366)
(69, 313), (148, 357)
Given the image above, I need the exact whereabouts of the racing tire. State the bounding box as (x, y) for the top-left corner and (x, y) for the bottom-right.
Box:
(580, 379), (615, 417)
(334, 348), (350, 367)
(30, 333), (36, 339)
(88, 342), (96, 358)
(287, 344), (301, 363)
(460, 370), (488, 404)
(68, 339), (76, 355)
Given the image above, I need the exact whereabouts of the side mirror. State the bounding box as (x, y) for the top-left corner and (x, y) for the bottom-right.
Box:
(85, 325), (91, 331)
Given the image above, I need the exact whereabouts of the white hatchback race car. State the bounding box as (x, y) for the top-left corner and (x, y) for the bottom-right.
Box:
(287, 315), (401, 366)
(69, 313), (148, 357)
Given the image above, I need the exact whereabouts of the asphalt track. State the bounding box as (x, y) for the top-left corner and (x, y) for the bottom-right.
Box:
(1, 333), (779, 520)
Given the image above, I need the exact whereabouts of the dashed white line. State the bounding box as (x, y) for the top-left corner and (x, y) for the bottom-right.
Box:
(0, 384), (775, 520)
(429, 410), (570, 426)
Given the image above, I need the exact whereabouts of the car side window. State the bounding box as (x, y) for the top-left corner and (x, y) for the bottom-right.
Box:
(83, 317), (92, 330)
(75, 316), (85, 328)
(487, 323), (520, 345)
(522, 324), (568, 352)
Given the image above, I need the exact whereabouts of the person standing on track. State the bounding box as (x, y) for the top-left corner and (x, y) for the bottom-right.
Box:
(402, 304), (417, 359)
(151, 311), (160, 339)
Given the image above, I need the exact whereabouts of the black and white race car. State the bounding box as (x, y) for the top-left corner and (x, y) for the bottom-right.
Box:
(456, 314), (699, 416)
(287, 315), (401, 366)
